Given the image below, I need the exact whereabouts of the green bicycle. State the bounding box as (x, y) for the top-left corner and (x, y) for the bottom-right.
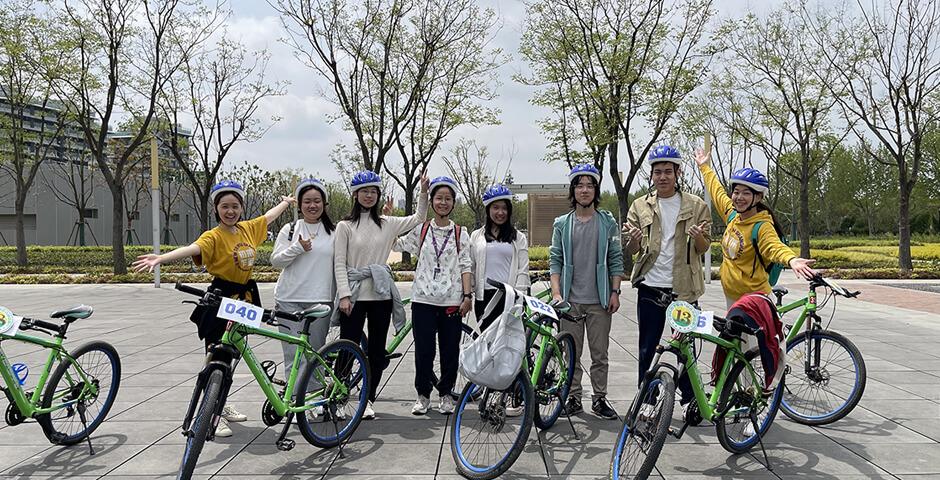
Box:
(173, 283), (370, 480)
(610, 292), (783, 480)
(450, 279), (582, 480)
(770, 275), (866, 425)
(0, 304), (121, 455)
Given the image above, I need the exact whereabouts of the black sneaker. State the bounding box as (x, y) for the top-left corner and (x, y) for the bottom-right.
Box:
(592, 397), (618, 420)
(565, 396), (583, 415)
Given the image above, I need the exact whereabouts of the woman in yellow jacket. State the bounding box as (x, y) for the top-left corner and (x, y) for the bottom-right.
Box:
(694, 149), (816, 308)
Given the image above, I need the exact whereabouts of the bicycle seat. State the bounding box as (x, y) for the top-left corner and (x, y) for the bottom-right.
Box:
(772, 286), (789, 297)
(50, 305), (94, 320)
(297, 304), (331, 319)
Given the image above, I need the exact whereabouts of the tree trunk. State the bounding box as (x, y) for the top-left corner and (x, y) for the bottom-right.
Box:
(199, 192), (210, 232)
(898, 181), (913, 275)
(14, 191), (27, 267)
(799, 169), (811, 258)
(402, 186), (415, 265)
(111, 184), (128, 274)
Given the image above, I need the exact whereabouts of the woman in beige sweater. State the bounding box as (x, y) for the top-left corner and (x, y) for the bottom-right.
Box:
(334, 170), (428, 419)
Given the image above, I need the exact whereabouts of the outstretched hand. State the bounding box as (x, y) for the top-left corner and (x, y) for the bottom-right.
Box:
(693, 148), (710, 167)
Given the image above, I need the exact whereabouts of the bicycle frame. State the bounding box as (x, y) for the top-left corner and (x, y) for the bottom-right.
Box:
(521, 316), (563, 387)
(776, 288), (819, 343)
(218, 322), (345, 418)
(650, 331), (761, 424)
(0, 332), (97, 418)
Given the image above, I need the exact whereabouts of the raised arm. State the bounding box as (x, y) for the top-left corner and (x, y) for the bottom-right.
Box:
(694, 149), (734, 224)
(131, 243), (201, 272)
(263, 196), (297, 225)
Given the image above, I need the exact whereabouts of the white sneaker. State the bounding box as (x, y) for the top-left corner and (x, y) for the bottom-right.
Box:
(306, 405), (324, 421)
(438, 395), (456, 415)
(412, 395), (431, 415)
(505, 404), (524, 417)
(743, 420), (756, 437)
(221, 405), (248, 422)
(214, 417), (233, 438)
(363, 401), (375, 420)
(637, 403), (657, 423)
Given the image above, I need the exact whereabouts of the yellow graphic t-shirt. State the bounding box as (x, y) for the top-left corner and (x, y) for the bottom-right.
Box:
(194, 216), (268, 285)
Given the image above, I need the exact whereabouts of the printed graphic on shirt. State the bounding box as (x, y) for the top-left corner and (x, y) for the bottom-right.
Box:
(232, 242), (257, 271)
(722, 228), (745, 260)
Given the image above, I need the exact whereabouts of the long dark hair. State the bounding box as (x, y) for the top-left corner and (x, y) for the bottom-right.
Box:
(213, 191), (244, 223)
(344, 190), (383, 228)
(297, 184), (335, 235)
(568, 175), (600, 209)
(756, 202), (786, 239)
(484, 200), (517, 243)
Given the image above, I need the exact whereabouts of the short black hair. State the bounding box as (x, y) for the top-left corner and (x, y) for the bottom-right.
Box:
(568, 174), (600, 209)
(213, 191), (244, 223)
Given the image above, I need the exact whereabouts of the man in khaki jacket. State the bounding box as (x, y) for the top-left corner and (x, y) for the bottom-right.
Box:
(622, 145), (710, 408)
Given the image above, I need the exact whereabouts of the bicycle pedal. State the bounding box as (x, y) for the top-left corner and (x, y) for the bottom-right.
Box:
(276, 438), (295, 451)
(387, 353), (403, 360)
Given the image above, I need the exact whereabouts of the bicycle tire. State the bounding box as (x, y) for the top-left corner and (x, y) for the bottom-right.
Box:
(296, 339), (371, 448)
(450, 371), (535, 480)
(177, 368), (223, 480)
(715, 348), (783, 454)
(533, 331), (575, 430)
(37, 341), (122, 446)
(610, 370), (674, 480)
(779, 329), (866, 425)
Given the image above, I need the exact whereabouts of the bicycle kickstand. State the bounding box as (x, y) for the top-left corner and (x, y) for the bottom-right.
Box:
(749, 411), (772, 472)
(274, 412), (296, 451)
(330, 404), (347, 459)
(558, 392), (580, 440)
(76, 403), (95, 455)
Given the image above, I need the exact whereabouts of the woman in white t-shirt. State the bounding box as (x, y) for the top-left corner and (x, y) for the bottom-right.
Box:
(271, 178), (336, 379)
(469, 184), (530, 331)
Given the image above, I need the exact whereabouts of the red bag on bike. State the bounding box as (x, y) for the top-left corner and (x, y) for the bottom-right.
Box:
(711, 293), (786, 393)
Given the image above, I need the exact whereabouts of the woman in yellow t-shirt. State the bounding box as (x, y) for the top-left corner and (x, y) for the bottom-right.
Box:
(693, 149), (816, 308)
(132, 180), (294, 436)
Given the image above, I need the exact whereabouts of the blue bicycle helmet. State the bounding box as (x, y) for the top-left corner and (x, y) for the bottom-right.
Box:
(730, 168), (769, 194)
(647, 145), (682, 166)
(568, 163), (601, 183)
(482, 184), (513, 207)
(429, 176), (458, 197)
(210, 180), (246, 204)
(295, 178), (328, 203)
(350, 171), (382, 194)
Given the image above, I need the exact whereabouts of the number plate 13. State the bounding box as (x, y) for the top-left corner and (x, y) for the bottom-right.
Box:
(218, 297), (263, 328)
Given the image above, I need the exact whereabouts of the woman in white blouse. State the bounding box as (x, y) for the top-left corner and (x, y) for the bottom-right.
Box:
(469, 184), (530, 331)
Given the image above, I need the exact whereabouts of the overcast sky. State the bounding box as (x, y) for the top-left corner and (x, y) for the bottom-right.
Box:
(219, 0), (781, 193)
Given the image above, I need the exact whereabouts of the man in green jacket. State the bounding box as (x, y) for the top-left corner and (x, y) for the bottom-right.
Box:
(550, 164), (625, 419)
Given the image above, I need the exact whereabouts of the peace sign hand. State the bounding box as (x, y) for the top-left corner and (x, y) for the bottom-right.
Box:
(693, 148), (710, 167)
(420, 171), (430, 193)
(382, 196), (394, 215)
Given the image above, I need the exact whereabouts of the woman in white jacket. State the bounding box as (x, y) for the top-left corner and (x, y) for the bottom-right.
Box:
(271, 178), (336, 379)
(470, 184), (530, 331)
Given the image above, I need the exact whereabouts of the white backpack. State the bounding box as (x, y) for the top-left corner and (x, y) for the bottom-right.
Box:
(459, 281), (527, 390)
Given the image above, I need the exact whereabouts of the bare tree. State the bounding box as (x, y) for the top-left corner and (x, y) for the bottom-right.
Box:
(161, 35), (285, 231)
(41, 152), (99, 246)
(804, 0), (940, 274)
(275, 0), (503, 217)
(160, 161), (189, 244)
(518, 0), (716, 229)
(442, 139), (511, 228)
(52, 0), (219, 273)
(0, 1), (71, 265)
(714, 6), (854, 257)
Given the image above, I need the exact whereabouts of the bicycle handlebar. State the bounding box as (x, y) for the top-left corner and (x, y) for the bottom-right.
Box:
(175, 282), (299, 327)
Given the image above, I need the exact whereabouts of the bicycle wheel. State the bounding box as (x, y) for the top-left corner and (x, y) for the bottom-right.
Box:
(177, 369), (223, 480)
(450, 371), (535, 480)
(533, 332), (575, 430)
(37, 341), (121, 445)
(779, 329), (866, 425)
(715, 348), (783, 454)
(295, 339), (371, 449)
(610, 370), (674, 480)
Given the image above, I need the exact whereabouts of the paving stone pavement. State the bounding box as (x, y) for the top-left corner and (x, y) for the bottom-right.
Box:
(0, 278), (938, 479)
